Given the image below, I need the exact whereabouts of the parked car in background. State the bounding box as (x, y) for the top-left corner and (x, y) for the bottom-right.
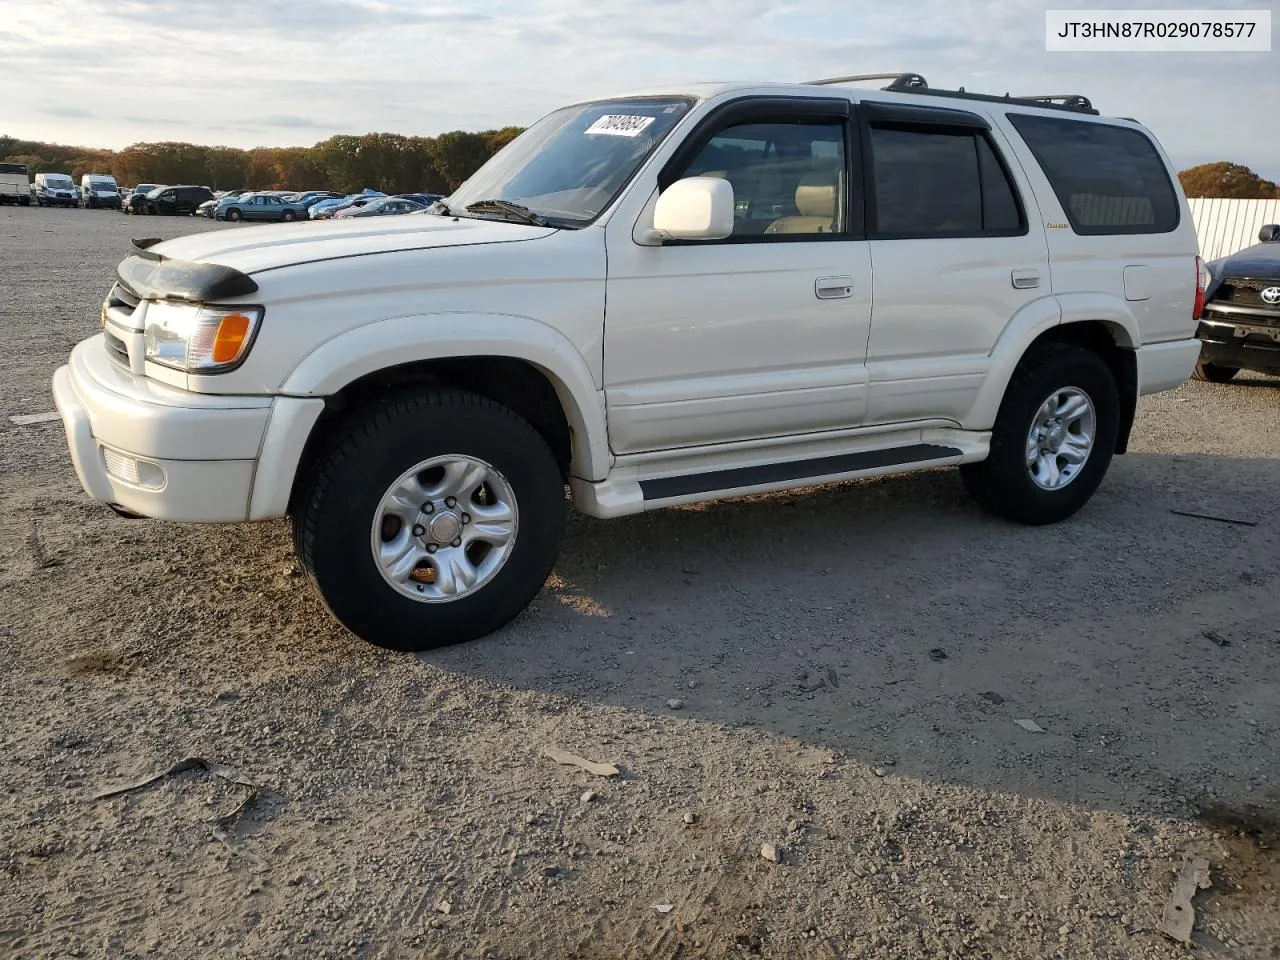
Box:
(0, 161), (31, 206)
(198, 190), (248, 217)
(308, 195), (356, 219)
(311, 194), (384, 219)
(123, 185), (164, 214)
(137, 185), (215, 216)
(80, 174), (121, 210)
(332, 196), (427, 218)
(398, 193), (445, 207)
(32, 172), (79, 207)
(215, 192), (310, 223)
(287, 191), (343, 206)
(1194, 224), (1280, 381)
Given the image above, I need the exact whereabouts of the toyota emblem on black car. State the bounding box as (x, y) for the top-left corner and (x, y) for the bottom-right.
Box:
(1261, 286), (1280, 305)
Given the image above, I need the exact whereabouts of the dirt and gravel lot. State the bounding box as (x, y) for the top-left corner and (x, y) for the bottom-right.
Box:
(1, 205), (1278, 960)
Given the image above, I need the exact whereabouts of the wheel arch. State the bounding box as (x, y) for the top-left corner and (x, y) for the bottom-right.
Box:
(259, 313), (610, 520)
(967, 294), (1140, 454)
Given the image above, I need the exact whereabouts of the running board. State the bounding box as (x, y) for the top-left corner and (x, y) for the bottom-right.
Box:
(571, 426), (989, 518)
(638, 442), (959, 500)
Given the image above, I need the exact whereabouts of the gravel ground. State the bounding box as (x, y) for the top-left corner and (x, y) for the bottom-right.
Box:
(1, 206), (1277, 959)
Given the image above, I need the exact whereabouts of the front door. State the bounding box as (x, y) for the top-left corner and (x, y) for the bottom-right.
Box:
(603, 97), (872, 455)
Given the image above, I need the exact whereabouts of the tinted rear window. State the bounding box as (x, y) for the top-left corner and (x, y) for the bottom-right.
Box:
(867, 125), (1025, 238)
(1007, 114), (1178, 235)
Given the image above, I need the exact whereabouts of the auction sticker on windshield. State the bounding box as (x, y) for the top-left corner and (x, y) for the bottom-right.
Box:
(585, 115), (656, 137)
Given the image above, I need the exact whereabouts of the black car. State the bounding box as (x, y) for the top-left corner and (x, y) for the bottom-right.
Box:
(138, 185), (215, 216)
(1195, 224), (1280, 381)
(122, 184), (163, 214)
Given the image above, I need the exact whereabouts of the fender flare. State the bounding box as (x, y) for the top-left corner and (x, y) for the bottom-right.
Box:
(280, 311), (611, 482)
(963, 292), (1140, 430)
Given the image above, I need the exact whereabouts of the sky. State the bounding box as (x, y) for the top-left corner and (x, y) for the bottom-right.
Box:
(1, 0), (1277, 178)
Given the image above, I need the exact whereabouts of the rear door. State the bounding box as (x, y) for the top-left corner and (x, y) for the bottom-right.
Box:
(999, 113), (1194, 345)
(860, 102), (1052, 425)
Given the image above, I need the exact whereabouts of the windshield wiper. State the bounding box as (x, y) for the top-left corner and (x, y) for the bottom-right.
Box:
(463, 199), (547, 227)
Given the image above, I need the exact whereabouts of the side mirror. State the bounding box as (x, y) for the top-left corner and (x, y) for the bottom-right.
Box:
(1259, 224), (1280, 243)
(651, 176), (734, 241)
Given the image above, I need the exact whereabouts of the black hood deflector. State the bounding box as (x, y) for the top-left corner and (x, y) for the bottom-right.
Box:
(116, 238), (259, 302)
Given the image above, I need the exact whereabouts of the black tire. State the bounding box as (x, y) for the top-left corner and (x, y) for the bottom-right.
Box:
(281, 210), (296, 222)
(293, 388), (566, 651)
(961, 343), (1118, 526)
(1192, 360), (1239, 383)
(227, 208), (242, 222)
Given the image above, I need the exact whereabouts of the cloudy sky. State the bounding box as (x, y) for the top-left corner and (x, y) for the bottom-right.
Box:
(1, 0), (1276, 177)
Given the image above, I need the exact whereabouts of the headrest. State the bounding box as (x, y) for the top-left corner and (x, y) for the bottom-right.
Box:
(795, 171), (836, 218)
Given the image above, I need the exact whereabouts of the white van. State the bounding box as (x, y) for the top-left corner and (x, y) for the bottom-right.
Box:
(32, 172), (79, 207)
(81, 174), (121, 210)
(0, 161), (30, 205)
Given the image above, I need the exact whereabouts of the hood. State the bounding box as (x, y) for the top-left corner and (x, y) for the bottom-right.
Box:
(1209, 240), (1280, 278)
(1207, 241), (1280, 301)
(146, 214), (557, 275)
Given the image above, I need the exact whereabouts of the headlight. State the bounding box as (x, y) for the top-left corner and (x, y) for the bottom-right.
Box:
(144, 301), (263, 373)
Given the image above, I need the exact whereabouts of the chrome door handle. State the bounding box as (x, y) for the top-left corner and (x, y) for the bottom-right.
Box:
(1011, 269), (1041, 289)
(816, 276), (854, 299)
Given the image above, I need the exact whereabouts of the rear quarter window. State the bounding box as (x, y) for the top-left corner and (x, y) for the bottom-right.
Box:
(1007, 114), (1179, 236)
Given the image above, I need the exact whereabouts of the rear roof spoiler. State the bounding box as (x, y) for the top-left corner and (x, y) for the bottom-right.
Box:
(117, 237), (259, 302)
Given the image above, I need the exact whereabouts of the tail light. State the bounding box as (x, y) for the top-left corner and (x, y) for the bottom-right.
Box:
(1193, 256), (1210, 321)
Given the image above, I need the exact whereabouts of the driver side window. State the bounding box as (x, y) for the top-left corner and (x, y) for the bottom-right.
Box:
(673, 118), (850, 238)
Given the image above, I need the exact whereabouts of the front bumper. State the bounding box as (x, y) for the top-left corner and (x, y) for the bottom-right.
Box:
(1196, 318), (1280, 376)
(52, 337), (273, 522)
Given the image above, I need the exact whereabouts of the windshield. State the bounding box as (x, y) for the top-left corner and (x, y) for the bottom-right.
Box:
(46, 176), (74, 188)
(447, 97), (692, 227)
(89, 180), (116, 190)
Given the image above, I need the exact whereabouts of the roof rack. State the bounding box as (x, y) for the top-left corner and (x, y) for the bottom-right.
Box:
(803, 72), (1099, 115)
(807, 72), (928, 91)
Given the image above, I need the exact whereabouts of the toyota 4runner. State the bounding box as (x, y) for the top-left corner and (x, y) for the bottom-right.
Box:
(52, 72), (1205, 651)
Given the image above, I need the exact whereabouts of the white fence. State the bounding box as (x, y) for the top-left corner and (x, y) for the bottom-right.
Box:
(1189, 197), (1280, 261)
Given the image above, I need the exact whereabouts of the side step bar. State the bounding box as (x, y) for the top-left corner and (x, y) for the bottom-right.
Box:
(571, 427), (988, 519)
(638, 443), (960, 500)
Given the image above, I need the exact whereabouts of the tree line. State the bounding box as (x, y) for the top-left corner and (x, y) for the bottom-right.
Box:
(0, 128), (524, 194)
(2, 133), (1276, 200)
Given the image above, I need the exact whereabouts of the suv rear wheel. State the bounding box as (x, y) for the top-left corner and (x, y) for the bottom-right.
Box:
(1192, 360), (1239, 383)
(293, 388), (566, 651)
(962, 343), (1118, 526)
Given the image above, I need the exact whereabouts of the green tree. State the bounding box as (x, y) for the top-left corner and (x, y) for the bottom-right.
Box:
(428, 131), (491, 191)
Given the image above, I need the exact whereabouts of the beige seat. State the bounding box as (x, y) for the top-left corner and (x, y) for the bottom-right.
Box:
(765, 171), (838, 235)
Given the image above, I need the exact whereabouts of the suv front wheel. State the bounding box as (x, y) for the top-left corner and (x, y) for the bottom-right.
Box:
(293, 388), (566, 651)
(962, 343), (1118, 526)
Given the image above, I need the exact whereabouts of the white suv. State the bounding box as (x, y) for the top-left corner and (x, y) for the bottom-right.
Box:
(52, 73), (1205, 651)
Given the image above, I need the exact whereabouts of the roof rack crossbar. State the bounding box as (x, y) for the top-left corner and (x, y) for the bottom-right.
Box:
(807, 72), (928, 92)
(1017, 94), (1095, 111)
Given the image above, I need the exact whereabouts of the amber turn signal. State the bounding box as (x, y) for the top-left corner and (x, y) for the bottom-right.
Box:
(211, 312), (253, 363)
